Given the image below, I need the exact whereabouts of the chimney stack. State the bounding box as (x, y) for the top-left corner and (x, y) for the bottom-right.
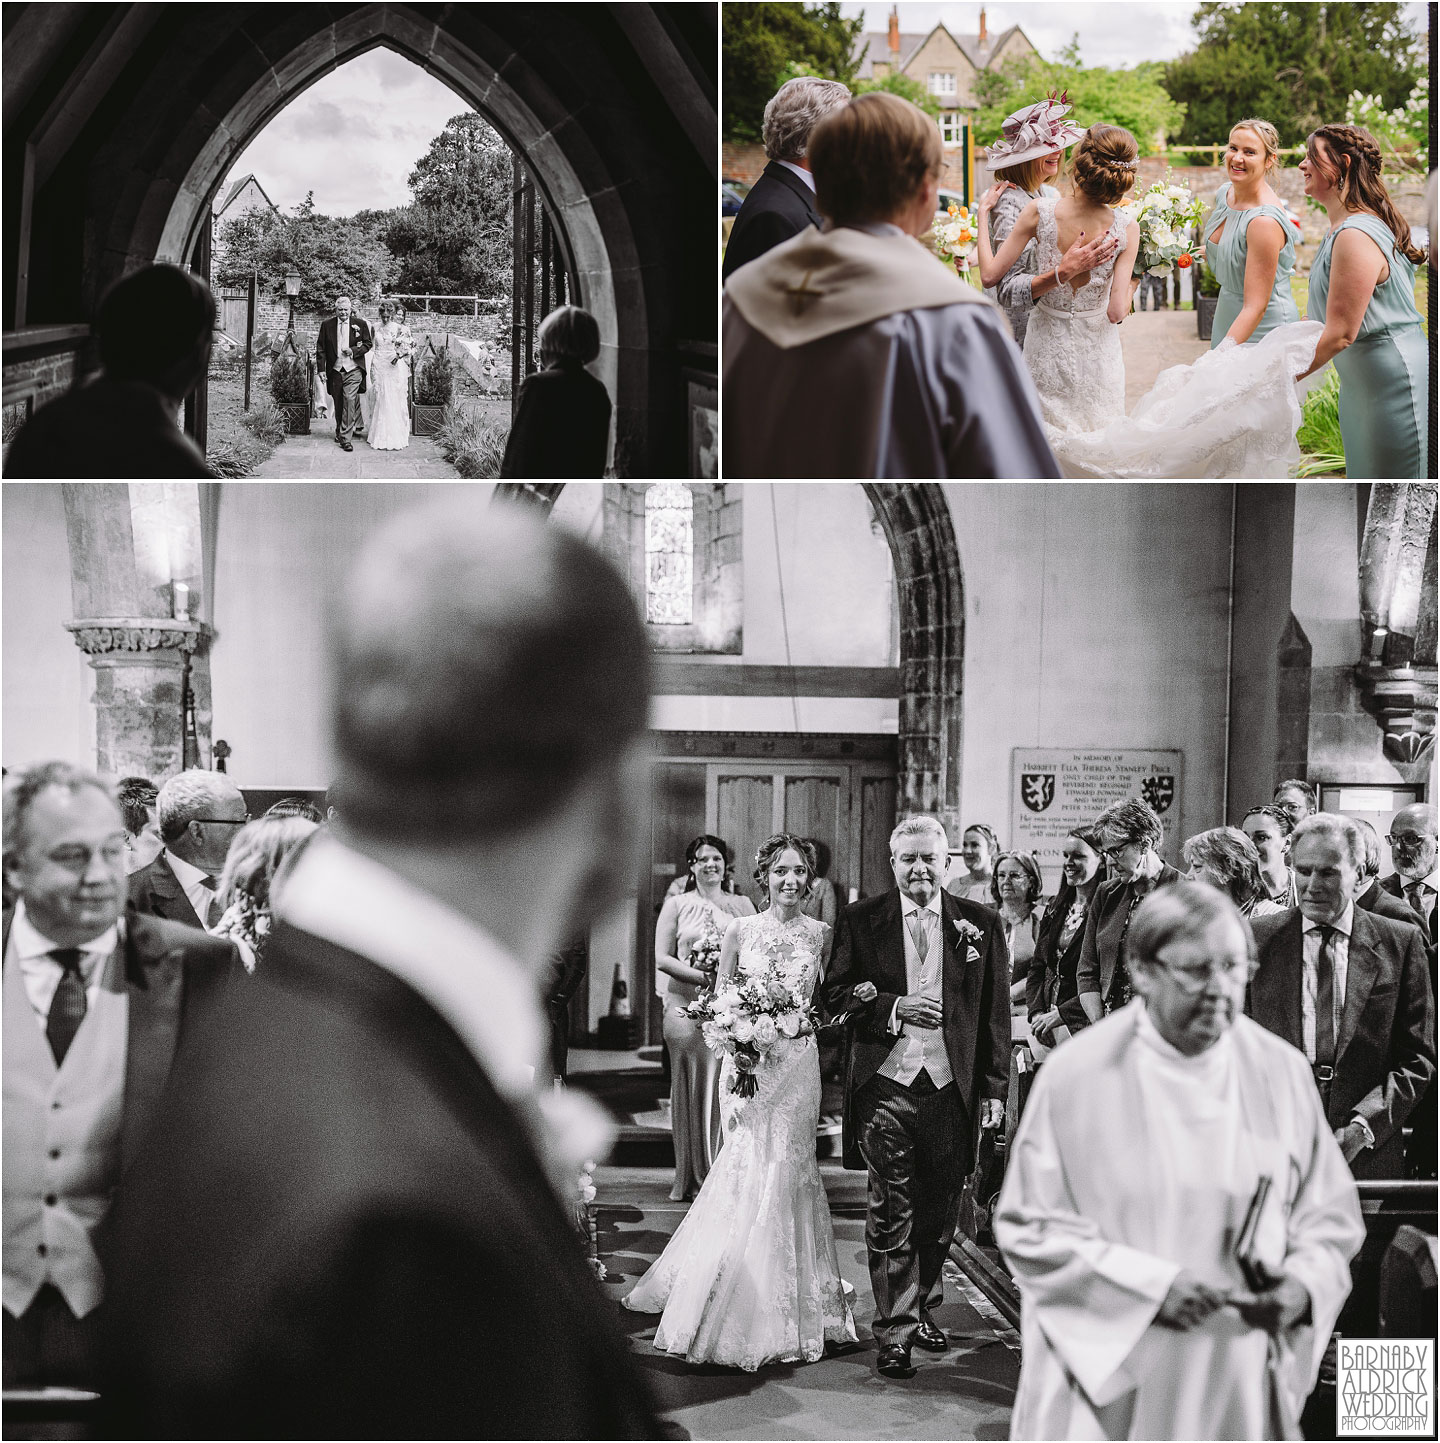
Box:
(888, 5), (900, 57)
(979, 6), (988, 45)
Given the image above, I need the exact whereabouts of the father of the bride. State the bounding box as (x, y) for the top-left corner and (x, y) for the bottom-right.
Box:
(824, 815), (1009, 1380)
(315, 295), (372, 452)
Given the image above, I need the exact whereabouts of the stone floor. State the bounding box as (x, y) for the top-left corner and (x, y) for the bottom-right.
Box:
(1119, 306), (1211, 411)
(249, 431), (459, 478)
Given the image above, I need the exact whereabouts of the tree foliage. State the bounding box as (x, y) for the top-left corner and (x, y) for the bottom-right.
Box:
(1163, 3), (1425, 145)
(854, 70), (940, 118)
(973, 48), (1186, 156)
(723, 2), (863, 142)
(387, 113), (513, 298)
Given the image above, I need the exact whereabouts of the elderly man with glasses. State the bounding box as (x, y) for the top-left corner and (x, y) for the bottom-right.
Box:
(128, 772), (249, 932)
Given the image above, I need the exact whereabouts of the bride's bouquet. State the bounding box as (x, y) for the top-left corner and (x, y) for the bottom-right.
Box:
(1119, 177), (1205, 276)
(932, 200), (979, 274)
(684, 959), (816, 1097)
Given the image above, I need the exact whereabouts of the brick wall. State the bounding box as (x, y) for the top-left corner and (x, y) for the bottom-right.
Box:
(4, 347), (81, 409)
(723, 141), (768, 184)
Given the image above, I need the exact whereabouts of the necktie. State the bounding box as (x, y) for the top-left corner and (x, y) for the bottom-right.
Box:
(46, 949), (87, 1067)
(1406, 882), (1436, 941)
(909, 910), (930, 963)
(1314, 925), (1336, 1073)
(198, 874), (219, 927)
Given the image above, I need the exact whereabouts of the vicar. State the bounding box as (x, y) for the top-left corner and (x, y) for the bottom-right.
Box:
(3, 763), (237, 1389)
(824, 815), (1009, 1380)
(722, 75), (850, 282)
(723, 92), (1058, 478)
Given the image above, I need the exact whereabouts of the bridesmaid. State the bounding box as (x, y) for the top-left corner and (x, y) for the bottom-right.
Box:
(1206, 118), (1300, 347)
(1298, 124), (1429, 478)
(654, 834), (755, 1200)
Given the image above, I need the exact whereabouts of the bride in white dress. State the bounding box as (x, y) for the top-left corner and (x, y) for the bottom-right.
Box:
(623, 834), (857, 1371)
(365, 299), (413, 451)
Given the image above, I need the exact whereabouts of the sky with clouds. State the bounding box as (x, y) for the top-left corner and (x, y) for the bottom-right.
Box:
(839, 0), (1430, 68)
(218, 50), (478, 217)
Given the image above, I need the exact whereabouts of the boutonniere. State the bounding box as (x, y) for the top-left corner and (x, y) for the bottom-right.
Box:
(954, 918), (984, 944)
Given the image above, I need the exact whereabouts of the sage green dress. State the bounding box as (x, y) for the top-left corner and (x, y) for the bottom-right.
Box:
(1205, 184), (1299, 348)
(1309, 213), (1429, 479)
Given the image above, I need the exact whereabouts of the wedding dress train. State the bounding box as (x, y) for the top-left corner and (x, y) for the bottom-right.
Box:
(623, 910), (856, 1371)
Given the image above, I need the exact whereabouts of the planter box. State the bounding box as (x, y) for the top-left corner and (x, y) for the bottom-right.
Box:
(1196, 295), (1219, 342)
(412, 402), (446, 437)
(277, 401), (310, 435)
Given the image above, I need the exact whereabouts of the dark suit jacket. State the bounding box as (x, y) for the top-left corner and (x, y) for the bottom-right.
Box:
(99, 923), (660, 1439)
(127, 853), (206, 932)
(1380, 872), (1437, 953)
(823, 889), (1009, 1170)
(315, 315), (373, 396)
(1247, 906), (1436, 1179)
(2, 908), (237, 1176)
(1063, 863), (1182, 1030)
(722, 161), (822, 283)
(1026, 879), (1098, 1021)
(1357, 877), (1427, 929)
(500, 364), (611, 479)
(4, 378), (213, 479)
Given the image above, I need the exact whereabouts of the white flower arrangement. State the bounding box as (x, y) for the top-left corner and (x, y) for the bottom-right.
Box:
(954, 918), (985, 944)
(932, 201), (980, 273)
(1116, 175), (1204, 277)
(685, 958), (815, 1097)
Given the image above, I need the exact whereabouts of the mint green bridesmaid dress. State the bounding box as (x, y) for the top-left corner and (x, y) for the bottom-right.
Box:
(1308, 213), (1429, 479)
(1204, 183), (1299, 348)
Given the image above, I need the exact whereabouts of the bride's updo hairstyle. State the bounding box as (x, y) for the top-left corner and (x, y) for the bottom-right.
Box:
(1070, 124), (1138, 206)
(1306, 124), (1428, 265)
(753, 833), (817, 894)
(810, 91), (942, 226)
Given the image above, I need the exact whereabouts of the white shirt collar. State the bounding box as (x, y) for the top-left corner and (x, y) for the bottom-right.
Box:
(776, 159), (817, 193)
(8, 900), (119, 963)
(1303, 902), (1354, 939)
(164, 849), (212, 890)
(900, 890), (944, 918)
(275, 833), (546, 1100)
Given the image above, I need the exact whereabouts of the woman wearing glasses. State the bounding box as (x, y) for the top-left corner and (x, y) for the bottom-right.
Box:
(1072, 799), (1179, 1029)
(998, 883), (1363, 1440)
(127, 771), (250, 931)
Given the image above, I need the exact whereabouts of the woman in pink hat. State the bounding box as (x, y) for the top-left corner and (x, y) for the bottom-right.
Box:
(977, 94), (1122, 347)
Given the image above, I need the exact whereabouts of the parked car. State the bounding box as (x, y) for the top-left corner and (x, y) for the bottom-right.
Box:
(722, 179), (750, 216)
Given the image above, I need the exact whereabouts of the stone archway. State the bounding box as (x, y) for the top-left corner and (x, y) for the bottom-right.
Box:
(494, 482), (968, 838)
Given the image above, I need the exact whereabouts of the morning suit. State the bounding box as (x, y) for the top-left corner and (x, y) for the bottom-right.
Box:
(1062, 863), (1182, 1031)
(127, 853), (206, 932)
(1247, 906), (1436, 1179)
(500, 364), (612, 479)
(2, 909), (237, 1388)
(823, 889), (1009, 1349)
(98, 921), (660, 1439)
(722, 160), (822, 283)
(315, 315), (373, 442)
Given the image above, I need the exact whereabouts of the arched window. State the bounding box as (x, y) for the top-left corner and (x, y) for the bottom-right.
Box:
(645, 483), (693, 625)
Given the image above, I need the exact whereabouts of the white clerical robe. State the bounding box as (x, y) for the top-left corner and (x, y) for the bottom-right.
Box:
(996, 1001), (1363, 1441)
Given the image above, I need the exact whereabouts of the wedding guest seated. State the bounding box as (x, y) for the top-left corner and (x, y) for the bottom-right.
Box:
(1241, 803), (1296, 908)
(722, 75), (851, 282)
(998, 882), (1364, 1439)
(1273, 778), (1319, 830)
(500, 305), (611, 478)
(117, 775), (162, 875)
(211, 814), (320, 971)
(723, 92), (1059, 478)
(1182, 825), (1282, 917)
(5, 265), (216, 478)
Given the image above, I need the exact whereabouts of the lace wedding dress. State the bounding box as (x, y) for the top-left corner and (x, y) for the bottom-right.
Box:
(623, 909), (856, 1370)
(1022, 196), (1130, 439)
(365, 322), (412, 450)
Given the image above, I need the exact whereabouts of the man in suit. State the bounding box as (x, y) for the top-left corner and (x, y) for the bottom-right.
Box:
(314, 294), (372, 452)
(722, 75), (850, 283)
(824, 815), (1008, 1381)
(100, 501), (660, 1438)
(128, 771), (249, 931)
(3, 763), (237, 1389)
(5, 265), (215, 478)
(1354, 817), (1427, 928)
(1248, 812), (1435, 1180)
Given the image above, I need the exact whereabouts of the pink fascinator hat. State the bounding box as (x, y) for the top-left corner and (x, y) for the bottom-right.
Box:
(985, 91), (1085, 169)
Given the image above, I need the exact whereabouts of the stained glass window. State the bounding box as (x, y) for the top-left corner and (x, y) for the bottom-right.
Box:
(645, 483), (693, 625)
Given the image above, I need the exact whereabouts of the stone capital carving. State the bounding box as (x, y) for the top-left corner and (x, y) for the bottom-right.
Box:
(1353, 663), (1437, 765)
(64, 618), (212, 657)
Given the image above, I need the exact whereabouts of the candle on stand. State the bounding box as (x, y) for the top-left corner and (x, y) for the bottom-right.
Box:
(172, 581), (190, 620)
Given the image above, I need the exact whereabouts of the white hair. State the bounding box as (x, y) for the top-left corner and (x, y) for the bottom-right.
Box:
(157, 770), (244, 844)
(763, 76), (852, 163)
(889, 815), (950, 855)
(1291, 812), (1364, 872)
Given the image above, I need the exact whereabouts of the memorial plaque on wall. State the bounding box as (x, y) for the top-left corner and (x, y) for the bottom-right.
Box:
(1011, 748), (1184, 886)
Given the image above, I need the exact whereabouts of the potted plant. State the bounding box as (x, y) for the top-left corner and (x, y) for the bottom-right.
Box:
(1195, 261), (1221, 341)
(269, 348), (311, 435)
(411, 340), (453, 437)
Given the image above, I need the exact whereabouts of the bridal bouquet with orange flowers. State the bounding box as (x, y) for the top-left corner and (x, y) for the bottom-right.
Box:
(933, 201), (979, 273)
